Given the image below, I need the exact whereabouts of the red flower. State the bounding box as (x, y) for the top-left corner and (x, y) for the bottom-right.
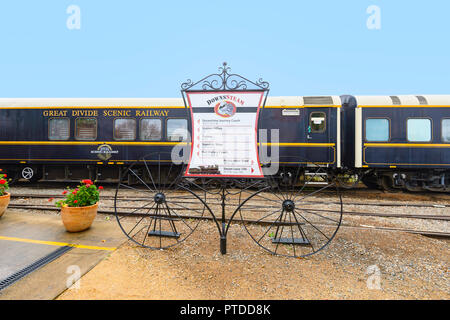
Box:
(62, 190), (68, 195)
(74, 200), (78, 204)
(82, 179), (93, 185)
(72, 190), (77, 195)
(86, 184), (91, 188)
(3, 174), (6, 178)
(0, 179), (5, 185)
(99, 186), (104, 190)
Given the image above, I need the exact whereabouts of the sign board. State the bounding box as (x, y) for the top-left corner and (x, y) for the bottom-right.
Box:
(282, 109), (300, 116)
(184, 91), (265, 178)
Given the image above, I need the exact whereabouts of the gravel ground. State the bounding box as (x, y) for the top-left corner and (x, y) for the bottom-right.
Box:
(6, 184), (450, 300)
(56, 221), (449, 300)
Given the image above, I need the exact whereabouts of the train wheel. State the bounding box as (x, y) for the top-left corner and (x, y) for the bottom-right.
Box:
(237, 163), (343, 258)
(21, 166), (42, 183)
(380, 176), (400, 193)
(114, 153), (210, 250)
(336, 173), (360, 189)
(361, 174), (380, 190)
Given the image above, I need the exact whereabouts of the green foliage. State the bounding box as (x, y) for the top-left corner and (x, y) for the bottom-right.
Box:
(56, 179), (102, 208)
(0, 169), (10, 196)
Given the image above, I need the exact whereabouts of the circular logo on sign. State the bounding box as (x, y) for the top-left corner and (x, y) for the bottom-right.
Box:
(214, 101), (236, 118)
(96, 144), (113, 161)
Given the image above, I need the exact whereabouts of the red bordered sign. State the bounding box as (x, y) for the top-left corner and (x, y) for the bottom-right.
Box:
(184, 91), (265, 178)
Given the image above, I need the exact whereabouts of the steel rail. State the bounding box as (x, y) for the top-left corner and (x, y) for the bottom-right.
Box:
(9, 193), (448, 209)
(8, 202), (450, 221)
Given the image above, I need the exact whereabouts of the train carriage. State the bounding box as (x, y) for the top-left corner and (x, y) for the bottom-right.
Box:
(0, 98), (190, 182)
(260, 96), (341, 169)
(0, 96), (342, 184)
(344, 95), (450, 192)
(1, 94), (448, 192)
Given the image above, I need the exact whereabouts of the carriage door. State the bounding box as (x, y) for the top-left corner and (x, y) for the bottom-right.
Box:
(306, 110), (330, 163)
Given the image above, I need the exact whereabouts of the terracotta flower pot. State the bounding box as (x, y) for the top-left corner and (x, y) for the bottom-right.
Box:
(61, 203), (98, 232)
(0, 192), (10, 218)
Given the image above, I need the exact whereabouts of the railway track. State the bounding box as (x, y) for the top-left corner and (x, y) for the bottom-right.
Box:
(8, 202), (450, 221)
(9, 193), (449, 209)
(6, 202), (450, 240)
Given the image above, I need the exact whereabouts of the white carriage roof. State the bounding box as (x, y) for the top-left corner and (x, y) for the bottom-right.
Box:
(265, 96), (341, 106)
(0, 96), (342, 108)
(354, 95), (450, 106)
(0, 95), (449, 108)
(0, 98), (186, 107)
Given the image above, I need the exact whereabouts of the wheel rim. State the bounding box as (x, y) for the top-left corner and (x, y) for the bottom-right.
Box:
(237, 159), (343, 258)
(21, 167), (34, 180)
(114, 152), (209, 250)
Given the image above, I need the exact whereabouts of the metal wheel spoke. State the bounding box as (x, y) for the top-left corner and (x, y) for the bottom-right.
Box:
(158, 206), (162, 248)
(118, 202), (155, 221)
(250, 192), (283, 205)
(253, 208), (282, 224)
(292, 166), (323, 199)
(181, 180), (211, 194)
(158, 154), (161, 192)
(162, 205), (179, 238)
(163, 161), (176, 191)
(256, 210), (284, 244)
(118, 183), (154, 196)
(288, 212), (296, 257)
(127, 216), (147, 238)
(165, 199), (206, 215)
(294, 209), (331, 241)
(141, 206), (156, 246)
(291, 209), (315, 252)
(142, 159), (158, 191)
(129, 168), (155, 193)
(274, 210), (288, 255)
(165, 202), (194, 232)
(300, 208), (341, 224)
(294, 182), (335, 202)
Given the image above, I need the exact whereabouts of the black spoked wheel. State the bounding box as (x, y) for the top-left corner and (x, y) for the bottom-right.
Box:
(114, 152), (208, 250)
(237, 161), (343, 258)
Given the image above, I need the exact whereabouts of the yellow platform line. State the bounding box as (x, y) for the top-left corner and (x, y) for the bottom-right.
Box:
(0, 235), (116, 251)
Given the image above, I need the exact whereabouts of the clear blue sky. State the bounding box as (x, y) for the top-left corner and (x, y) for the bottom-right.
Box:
(0, 1), (448, 98)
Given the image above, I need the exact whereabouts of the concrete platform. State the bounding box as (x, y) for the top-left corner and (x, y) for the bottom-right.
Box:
(0, 210), (127, 300)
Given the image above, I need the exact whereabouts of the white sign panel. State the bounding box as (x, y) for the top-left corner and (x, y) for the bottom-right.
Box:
(184, 91), (265, 178)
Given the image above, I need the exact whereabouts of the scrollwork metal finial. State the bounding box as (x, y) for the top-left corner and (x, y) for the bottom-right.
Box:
(181, 63), (269, 92)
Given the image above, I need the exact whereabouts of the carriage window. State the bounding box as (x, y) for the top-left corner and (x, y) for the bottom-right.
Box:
(442, 119), (450, 142)
(75, 118), (97, 141)
(114, 119), (136, 141)
(48, 118), (70, 140)
(167, 119), (188, 142)
(407, 118), (432, 142)
(365, 118), (390, 142)
(309, 112), (326, 133)
(140, 118), (162, 141)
